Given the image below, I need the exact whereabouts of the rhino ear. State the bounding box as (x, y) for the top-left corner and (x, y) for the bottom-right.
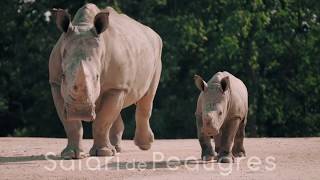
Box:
(94, 12), (109, 34)
(220, 76), (230, 93)
(194, 75), (208, 92)
(51, 8), (71, 33)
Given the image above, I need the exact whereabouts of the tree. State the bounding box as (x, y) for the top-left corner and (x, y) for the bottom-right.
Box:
(0, 0), (319, 138)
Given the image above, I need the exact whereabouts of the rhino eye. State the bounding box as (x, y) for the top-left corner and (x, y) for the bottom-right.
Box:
(96, 74), (99, 81)
(218, 111), (222, 116)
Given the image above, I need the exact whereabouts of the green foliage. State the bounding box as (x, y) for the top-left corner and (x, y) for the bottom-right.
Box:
(0, 0), (319, 138)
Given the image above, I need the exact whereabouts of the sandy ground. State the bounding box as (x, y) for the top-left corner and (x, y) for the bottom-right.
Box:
(0, 138), (319, 180)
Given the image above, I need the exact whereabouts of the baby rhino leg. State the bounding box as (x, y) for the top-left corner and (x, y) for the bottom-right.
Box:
(218, 118), (241, 163)
(214, 132), (221, 155)
(196, 115), (215, 161)
(232, 121), (246, 157)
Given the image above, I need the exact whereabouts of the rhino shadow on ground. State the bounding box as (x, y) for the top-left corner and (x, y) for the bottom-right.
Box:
(103, 159), (215, 170)
(0, 155), (60, 164)
(0, 155), (217, 170)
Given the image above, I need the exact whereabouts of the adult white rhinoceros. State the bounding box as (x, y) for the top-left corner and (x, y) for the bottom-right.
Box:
(49, 3), (162, 159)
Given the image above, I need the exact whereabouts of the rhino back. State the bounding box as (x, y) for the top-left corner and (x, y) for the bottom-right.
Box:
(226, 72), (248, 120)
(100, 7), (162, 106)
(209, 71), (248, 120)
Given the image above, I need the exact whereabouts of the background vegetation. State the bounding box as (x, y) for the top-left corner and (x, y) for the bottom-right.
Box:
(0, 0), (319, 138)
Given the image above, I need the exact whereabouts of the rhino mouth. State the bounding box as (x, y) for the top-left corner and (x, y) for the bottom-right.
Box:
(201, 126), (219, 137)
(64, 103), (96, 122)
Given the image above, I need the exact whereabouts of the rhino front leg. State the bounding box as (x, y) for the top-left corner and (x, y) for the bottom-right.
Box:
(109, 115), (124, 153)
(90, 90), (125, 156)
(60, 121), (85, 159)
(232, 120), (246, 157)
(213, 131), (222, 155)
(196, 115), (215, 161)
(218, 118), (241, 163)
(51, 85), (86, 159)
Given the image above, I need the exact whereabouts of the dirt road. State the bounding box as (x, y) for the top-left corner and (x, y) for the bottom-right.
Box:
(0, 138), (319, 180)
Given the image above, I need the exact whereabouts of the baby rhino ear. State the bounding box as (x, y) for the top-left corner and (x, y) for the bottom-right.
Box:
(194, 75), (208, 92)
(220, 76), (230, 92)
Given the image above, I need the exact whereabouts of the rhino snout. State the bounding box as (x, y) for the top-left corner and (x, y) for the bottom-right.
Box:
(202, 117), (219, 136)
(64, 103), (96, 122)
(202, 127), (219, 137)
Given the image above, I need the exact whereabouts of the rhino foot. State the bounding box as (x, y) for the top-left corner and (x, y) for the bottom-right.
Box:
(232, 146), (246, 157)
(217, 151), (234, 163)
(61, 146), (87, 160)
(89, 145), (116, 156)
(114, 145), (122, 153)
(134, 129), (154, 150)
(233, 151), (246, 158)
(201, 149), (217, 161)
(201, 155), (215, 161)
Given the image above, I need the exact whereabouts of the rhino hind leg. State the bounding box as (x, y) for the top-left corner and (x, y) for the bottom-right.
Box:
(133, 91), (155, 150)
(217, 119), (241, 163)
(109, 115), (124, 153)
(90, 91), (125, 156)
(232, 120), (246, 157)
(134, 63), (161, 151)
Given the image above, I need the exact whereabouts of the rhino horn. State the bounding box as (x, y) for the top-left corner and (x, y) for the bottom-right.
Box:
(72, 62), (88, 96)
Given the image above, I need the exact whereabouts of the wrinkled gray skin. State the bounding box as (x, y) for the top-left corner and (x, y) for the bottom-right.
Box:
(49, 4), (162, 159)
(194, 71), (248, 163)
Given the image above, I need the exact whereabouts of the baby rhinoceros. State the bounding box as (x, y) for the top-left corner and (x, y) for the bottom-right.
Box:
(194, 71), (248, 163)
